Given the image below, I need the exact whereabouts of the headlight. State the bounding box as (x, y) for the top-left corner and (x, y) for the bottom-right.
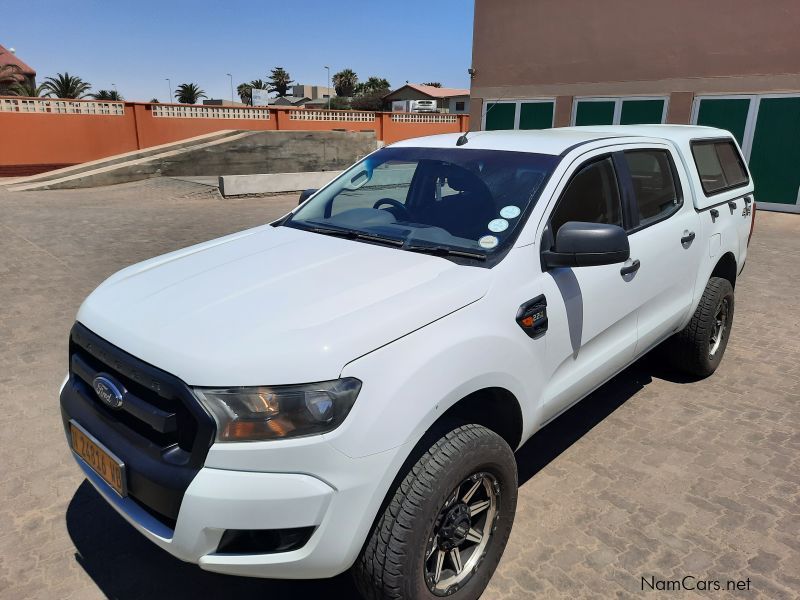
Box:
(194, 378), (362, 442)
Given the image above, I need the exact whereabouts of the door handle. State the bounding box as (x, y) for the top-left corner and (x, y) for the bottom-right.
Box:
(681, 231), (696, 245)
(620, 259), (640, 276)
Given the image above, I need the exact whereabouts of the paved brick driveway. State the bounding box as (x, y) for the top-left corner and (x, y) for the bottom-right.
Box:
(0, 178), (797, 599)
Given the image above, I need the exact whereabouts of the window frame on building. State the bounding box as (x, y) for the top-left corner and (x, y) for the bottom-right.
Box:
(570, 96), (670, 126)
(690, 94), (759, 157)
(481, 98), (556, 131)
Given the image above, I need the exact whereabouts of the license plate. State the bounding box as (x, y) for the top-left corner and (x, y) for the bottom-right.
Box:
(70, 421), (127, 497)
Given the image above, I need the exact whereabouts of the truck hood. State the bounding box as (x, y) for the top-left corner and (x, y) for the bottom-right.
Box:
(77, 224), (491, 386)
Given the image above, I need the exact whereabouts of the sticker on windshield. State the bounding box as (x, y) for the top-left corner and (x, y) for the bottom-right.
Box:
(488, 218), (509, 233)
(479, 235), (499, 249)
(500, 205), (521, 219)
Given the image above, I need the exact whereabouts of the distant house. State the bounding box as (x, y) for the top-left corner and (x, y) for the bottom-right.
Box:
(382, 83), (470, 113)
(0, 43), (36, 90)
(203, 99), (246, 107)
(292, 84), (335, 100)
(304, 97), (333, 109)
(270, 96), (310, 107)
(249, 86), (334, 108)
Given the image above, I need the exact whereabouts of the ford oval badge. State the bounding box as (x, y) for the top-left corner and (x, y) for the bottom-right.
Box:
(93, 375), (124, 409)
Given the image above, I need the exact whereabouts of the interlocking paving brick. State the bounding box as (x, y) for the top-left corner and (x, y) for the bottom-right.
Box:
(0, 178), (797, 599)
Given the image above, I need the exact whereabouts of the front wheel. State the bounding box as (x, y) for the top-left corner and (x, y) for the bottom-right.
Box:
(353, 424), (518, 600)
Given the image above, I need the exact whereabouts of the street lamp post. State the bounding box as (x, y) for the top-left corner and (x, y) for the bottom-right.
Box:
(325, 66), (331, 110)
(227, 73), (234, 104)
(166, 78), (172, 102)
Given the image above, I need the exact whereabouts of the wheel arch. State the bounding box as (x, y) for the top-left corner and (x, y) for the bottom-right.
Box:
(711, 251), (737, 288)
(434, 387), (524, 451)
(387, 387), (524, 493)
(354, 386), (523, 563)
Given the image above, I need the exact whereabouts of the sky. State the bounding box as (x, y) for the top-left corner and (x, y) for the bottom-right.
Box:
(1, 0), (474, 102)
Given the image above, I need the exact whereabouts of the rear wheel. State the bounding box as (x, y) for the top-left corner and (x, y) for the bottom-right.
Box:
(353, 424), (517, 600)
(667, 276), (735, 377)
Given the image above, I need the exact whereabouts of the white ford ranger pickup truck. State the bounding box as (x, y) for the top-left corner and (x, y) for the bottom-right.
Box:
(60, 125), (755, 600)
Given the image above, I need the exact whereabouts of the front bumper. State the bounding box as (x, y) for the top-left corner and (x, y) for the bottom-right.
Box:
(59, 323), (412, 579)
(70, 423), (409, 579)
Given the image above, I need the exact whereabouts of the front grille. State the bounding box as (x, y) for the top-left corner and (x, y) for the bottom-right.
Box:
(70, 343), (197, 453)
(61, 322), (216, 522)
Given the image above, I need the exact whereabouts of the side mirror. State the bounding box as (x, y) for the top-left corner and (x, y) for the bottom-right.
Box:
(298, 189), (318, 205)
(542, 221), (629, 268)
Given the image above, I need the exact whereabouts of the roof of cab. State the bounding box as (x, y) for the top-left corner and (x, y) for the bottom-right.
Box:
(390, 125), (734, 156)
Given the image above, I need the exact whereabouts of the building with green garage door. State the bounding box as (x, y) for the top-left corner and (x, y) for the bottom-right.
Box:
(483, 99), (554, 131)
(572, 97), (668, 126)
(469, 0), (800, 212)
(693, 95), (800, 212)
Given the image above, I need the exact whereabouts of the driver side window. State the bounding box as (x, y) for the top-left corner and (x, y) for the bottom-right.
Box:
(330, 161), (417, 216)
(549, 156), (623, 237)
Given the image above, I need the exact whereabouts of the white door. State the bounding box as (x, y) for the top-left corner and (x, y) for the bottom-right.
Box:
(536, 152), (639, 422)
(620, 147), (702, 354)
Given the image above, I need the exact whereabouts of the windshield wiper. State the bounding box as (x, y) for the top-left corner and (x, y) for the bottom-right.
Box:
(403, 242), (487, 260)
(302, 223), (405, 246)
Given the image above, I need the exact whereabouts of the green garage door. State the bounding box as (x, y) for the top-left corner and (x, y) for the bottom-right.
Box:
(620, 99), (665, 125)
(519, 101), (554, 129)
(748, 97), (800, 206)
(575, 100), (615, 126)
(695, 98), (750, 145)
(485, 103), (516, 130)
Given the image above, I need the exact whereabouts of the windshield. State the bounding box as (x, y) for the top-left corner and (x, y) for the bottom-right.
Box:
(284, 146), (559, 259)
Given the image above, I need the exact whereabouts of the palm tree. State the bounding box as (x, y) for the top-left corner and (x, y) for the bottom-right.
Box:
(351, 77), (392, 111)
(236, 82), (251, 105)
(332, 68), (358, 97)
(421, 82), (442, 88)
(91, 89), (124, 100)
(237, 79), (268, 106)
(7, 80), (49, 97)
(267, 67), (293, 97)
(354, 76), (391, 96)
(174, 83), (206, 104)
(150, 98), (160, 103)
(41, 73), (92, 99)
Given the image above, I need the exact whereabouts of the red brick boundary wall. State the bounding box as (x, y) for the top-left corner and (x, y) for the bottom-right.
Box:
(0, 98), (470, 176)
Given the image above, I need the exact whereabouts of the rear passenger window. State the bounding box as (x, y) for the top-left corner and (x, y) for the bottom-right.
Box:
(624, 150), (681, 228)
(550, 156), (622, 236)
(691, 140), (749, 195)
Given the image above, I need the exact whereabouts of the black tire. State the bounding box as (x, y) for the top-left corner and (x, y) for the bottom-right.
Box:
(353, 424), (517, 600)
(667, 276), (734, 377)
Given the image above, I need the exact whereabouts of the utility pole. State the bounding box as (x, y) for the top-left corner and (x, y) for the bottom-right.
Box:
(325, 65), (331, 110)
(227, 73), (234, 104)
(166, 78), (172, 102)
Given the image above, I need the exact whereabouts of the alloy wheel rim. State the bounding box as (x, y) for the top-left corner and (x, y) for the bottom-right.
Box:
(709, 297), (729, 357)
(423, 472), (500, 596)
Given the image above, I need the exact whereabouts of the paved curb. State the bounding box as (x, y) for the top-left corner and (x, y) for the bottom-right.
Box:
(218, 171), (341, 197)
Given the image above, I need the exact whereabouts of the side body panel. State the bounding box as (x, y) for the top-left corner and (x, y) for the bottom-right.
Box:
(626, 144), (703, 354)
(531, 144), (642, 422)
(335, 253), (546, 458)
(671, 137), (752, 328)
